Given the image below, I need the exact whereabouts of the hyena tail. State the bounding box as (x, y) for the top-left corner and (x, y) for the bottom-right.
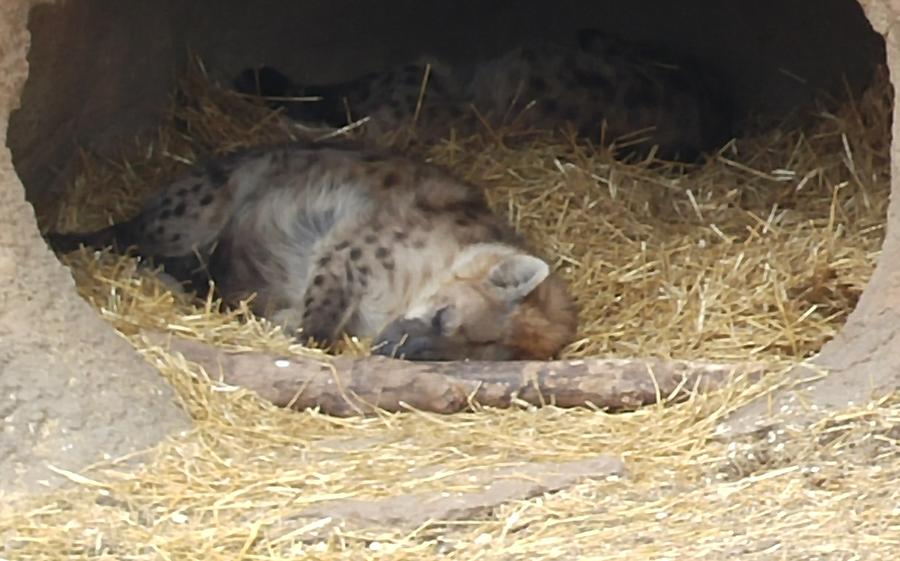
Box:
(45, 215), (145, 256)
(46, 220), (216, 299)
(45, 224), (120, 255)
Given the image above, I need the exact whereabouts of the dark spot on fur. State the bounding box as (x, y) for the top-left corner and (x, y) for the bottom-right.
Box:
(349, 248), (362, 261)
(173, 203), (186, 217)
(357, 265), (370, 277)
(303, 309), (312, 318)
(393, 231), (408, 241)
(199, 194), (215, 206)
(191, 183), (203, 193)
(322, 298), (332, 307)
(364, 234), (378, 244)
(335, 241), (350, 251)
(540, 99), (560, 114)
(456, 218), (471, 227)
(160, 210), (172, 220)
(206, 163), (230, 186)
(160, 197), (173, 208)
(155, 225), (165, 235)
(361, 153), (381, 162)
(464, 206), (482, 220)
(318, 255), (332, 266)
(382, 172), (401, 189)
(177, 188), (188, 197)
(313, 275), (325, 286)
(375, 247), (389, 259)
(305, 297), (314, 307)
(412, 239), (426, 249)
(345, 263), (355, 282)
(382, 260), (395, 271)
(171, 233), (181, 243)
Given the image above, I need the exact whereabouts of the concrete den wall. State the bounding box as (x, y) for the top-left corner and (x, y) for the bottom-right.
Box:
(0, 0), (892, 496)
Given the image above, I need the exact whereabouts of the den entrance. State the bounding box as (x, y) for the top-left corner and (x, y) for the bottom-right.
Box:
(3, 0), (899, 558)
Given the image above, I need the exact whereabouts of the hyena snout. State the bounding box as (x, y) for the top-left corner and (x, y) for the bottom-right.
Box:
(371, 314), (445, 361)
(371, 305), (512, 362)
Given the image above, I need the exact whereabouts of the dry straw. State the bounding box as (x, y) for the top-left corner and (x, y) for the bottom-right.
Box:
(4, 56), (895, 559)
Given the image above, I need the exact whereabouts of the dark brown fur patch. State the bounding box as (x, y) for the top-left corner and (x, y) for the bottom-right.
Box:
(382, 172), (401, 189)
(505, 273), (579, 360)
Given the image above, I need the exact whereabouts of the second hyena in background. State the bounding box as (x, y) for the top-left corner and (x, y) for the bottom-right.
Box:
(46, 143), (579, 362)
(234, 28), (735, 162)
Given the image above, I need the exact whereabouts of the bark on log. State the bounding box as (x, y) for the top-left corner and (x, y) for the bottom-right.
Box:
(143, 332), (768, 417)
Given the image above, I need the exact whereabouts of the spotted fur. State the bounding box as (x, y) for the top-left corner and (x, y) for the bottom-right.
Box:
(46, 143), (579, 361)
(234, 28), (734, 162)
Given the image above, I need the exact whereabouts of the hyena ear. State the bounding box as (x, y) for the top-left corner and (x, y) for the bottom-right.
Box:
(486, 254), (551, 305)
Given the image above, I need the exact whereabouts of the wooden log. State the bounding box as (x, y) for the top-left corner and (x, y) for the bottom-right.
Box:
(142, 332), (767, 417)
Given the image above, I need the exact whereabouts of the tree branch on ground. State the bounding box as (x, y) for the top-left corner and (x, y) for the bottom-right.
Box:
(141, 332), (769, 417)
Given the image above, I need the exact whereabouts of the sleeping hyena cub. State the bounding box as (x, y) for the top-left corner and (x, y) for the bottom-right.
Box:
(234, 28), (734, 162)
(46, 143), (579, 361)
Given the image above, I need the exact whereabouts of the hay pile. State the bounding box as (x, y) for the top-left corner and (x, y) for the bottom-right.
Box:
(3, 57), (895, 559)
(42, 59), (890, 364)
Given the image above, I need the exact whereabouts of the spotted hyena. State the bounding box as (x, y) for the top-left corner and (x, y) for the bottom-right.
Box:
(234, 28), (734, 162)
(46, 143), (579, 361)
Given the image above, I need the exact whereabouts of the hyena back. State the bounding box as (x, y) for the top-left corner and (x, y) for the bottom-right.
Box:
(234, 28), (734, 162)
(46, 144), (579, 361)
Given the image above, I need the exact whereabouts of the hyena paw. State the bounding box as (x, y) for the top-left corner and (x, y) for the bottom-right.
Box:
(270, 305), (342, 349)
(269, 309), (306, 339)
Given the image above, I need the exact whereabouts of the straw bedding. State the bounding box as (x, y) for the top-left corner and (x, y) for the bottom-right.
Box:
(3, 57), (898, 559)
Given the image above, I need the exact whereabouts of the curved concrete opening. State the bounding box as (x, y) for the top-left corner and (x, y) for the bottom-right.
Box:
(0, 0), (895, 494)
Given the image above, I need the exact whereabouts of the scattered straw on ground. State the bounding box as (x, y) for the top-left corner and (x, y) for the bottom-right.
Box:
(3, 57), (896, 559)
